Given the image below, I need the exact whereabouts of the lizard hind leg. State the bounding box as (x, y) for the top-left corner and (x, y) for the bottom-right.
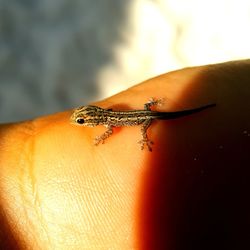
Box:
(144, 97), (164, 111)
(138, 119), (154, 151)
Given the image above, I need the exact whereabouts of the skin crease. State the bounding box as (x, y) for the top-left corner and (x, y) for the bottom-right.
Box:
(0, 60), (249, 249)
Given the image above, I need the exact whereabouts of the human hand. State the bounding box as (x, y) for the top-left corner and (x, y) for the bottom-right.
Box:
(0, 60), (249, 249)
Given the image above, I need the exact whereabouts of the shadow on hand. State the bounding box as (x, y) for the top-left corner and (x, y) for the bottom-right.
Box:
(137, 61), (250, 249)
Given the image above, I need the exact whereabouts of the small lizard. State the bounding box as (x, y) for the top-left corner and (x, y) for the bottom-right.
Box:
(70, 99), (215, 151)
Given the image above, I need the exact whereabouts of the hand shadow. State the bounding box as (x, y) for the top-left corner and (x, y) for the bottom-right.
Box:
(137, 61), (250, 249)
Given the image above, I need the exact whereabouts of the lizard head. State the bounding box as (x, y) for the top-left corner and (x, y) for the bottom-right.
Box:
(70, 105), (104, 127)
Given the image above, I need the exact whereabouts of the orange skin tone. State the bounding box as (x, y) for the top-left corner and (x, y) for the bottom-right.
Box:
(0, 60), (249, 249)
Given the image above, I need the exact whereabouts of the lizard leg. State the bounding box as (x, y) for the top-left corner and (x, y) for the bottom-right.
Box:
(144, 97), (164, 111)
(138, 119), (153, 151)
(94, 125), (113, 145)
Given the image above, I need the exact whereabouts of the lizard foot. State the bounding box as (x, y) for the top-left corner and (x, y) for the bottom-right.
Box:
(138, 139), (154, 152)
(94, 136), (105, 145)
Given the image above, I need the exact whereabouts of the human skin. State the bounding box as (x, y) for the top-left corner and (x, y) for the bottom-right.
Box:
(0, 60), (250, 249)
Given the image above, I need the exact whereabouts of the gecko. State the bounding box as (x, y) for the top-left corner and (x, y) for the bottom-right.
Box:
(70, 99), (215, 151)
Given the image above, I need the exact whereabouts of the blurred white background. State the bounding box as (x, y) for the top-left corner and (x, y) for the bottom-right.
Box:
(0, 0), (250, 122)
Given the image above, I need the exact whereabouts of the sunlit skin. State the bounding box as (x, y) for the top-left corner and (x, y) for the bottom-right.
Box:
(0, 60), (250, 249)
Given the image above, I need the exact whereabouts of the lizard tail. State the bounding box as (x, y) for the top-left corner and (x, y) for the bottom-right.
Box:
(157, 103), (216, 120)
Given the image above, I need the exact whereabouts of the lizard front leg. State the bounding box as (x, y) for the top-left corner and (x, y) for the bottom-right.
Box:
(94, 125), (113, 145)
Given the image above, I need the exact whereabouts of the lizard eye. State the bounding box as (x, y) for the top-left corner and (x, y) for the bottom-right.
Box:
(76, 118), (85, 124)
